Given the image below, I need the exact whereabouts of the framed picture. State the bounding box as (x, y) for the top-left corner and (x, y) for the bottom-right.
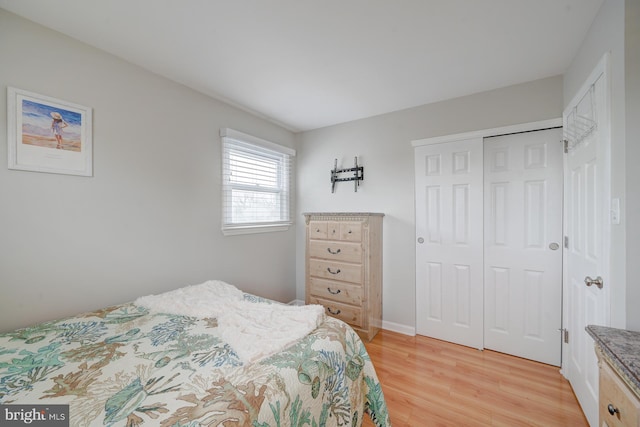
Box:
(7, 87), (93, 176)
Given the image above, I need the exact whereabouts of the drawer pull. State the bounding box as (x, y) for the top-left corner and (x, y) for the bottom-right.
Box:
(327, 307), (341, 315)
(327, 288), (341, 295)
(327, 247), (341, 255)
(327, 267), (341, 275)
(315, 228), (321, 232)
(607, 404), (619, 416)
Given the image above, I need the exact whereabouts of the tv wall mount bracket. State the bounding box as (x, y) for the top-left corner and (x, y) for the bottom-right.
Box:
(331, 157), (364, 193)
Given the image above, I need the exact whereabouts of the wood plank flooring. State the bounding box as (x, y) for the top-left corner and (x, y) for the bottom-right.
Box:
(362, 329), (588, 427)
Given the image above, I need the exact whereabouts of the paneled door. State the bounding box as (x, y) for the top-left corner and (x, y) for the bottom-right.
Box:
(415, 138), (484, 349)
(563, 57), (610, 427)
(483, 128), (564, 366)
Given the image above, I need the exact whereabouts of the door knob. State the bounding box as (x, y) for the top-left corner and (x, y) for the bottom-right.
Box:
(549, 242), (560, 250)
(417, 237), (424, 244)
(584, 276), (604, 289)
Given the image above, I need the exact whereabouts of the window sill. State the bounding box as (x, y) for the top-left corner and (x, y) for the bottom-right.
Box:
(221, 223), (292, 236)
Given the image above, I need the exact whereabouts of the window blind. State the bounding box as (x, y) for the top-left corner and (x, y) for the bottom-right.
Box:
(220, 128), (295, 234)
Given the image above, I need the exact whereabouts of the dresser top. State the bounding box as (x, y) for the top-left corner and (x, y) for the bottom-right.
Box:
(587, 325), (640, 397)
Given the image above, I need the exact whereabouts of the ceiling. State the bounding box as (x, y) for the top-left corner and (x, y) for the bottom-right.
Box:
(0, 0), (604, 132)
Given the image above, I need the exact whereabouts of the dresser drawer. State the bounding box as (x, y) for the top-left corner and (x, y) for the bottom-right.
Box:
(308, 221), (328, 239)
(339, 222), (362, 242)
(308, 240), (362, 263)
(309, 296), (363, 327)
(599, 362), (640, 427)
(326, 222), (341, 240)
(309, 277), (363, 306)
(309, 259), (362, 284)
(309, 220), (362, 242)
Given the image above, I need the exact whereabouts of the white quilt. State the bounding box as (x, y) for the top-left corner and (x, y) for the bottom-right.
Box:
(135, 280), (325, 363)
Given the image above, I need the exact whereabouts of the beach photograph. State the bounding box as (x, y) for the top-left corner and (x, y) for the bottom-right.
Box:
(8, 87), (93, 176)
(20, 98), (82, 152)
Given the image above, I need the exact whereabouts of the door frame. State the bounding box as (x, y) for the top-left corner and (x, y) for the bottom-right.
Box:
(411, 119), (563, 149)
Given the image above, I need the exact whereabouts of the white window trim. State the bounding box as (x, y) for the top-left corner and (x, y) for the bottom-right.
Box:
(221, 128), (295, 156)
(220, 128), (295, 236)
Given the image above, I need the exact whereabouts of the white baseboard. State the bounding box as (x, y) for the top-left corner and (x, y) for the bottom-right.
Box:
(381, 320), (415, 336)
(288, 299), (305, 306)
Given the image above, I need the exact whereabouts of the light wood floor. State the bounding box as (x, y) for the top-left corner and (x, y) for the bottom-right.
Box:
(362, 329), (588, 427)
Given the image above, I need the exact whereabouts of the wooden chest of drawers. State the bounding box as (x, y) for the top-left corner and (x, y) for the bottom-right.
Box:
(304, 212), (383, 341)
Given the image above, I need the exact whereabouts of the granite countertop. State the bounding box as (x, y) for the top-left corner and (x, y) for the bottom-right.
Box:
(586, 325), (640, 398)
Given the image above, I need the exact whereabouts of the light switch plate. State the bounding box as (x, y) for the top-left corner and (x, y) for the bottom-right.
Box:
(611, 198), (620, 225)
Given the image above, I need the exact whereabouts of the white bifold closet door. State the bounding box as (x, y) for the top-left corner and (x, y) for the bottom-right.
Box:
(415, 137), (484, 350)
(415, 129), (563, 366)
(483, 128), (563, 366)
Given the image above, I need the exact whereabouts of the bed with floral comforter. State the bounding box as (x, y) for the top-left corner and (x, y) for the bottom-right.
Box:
(0, 282), (390, 426)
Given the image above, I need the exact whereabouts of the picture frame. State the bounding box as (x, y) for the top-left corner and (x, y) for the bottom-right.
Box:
(7, 87), (93, 176)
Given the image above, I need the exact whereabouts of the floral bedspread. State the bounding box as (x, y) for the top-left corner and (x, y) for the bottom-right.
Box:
(0, 294), (390, 426)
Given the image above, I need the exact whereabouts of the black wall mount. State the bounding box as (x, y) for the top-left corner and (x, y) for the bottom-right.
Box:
(331, 157), (364, 193)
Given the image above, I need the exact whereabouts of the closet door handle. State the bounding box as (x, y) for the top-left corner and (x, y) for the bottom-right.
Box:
(327, 268), (341, 275)
(584, 276), (604, 289)
(327, 248), (341, 255)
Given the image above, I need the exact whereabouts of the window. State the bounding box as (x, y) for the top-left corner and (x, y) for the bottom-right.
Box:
(220, 128), (295, 235)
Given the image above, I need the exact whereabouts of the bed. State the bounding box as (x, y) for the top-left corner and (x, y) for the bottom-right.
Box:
(0, 281), (390, 426)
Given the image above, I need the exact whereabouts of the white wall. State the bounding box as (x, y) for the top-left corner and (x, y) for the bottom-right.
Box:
(296, 76), (564, 332)
(0, 10), (297, 332)
(563, 0), (629, 329)
(625, 0), (640, 331)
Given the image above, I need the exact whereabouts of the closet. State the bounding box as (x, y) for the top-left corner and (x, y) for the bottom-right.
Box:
(414, 126), (563, 366)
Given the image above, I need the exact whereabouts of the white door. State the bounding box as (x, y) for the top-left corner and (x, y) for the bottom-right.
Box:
(415, 138), (484, 349)
(483, 129), (564, 366)
(563, 58), (611, 427)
